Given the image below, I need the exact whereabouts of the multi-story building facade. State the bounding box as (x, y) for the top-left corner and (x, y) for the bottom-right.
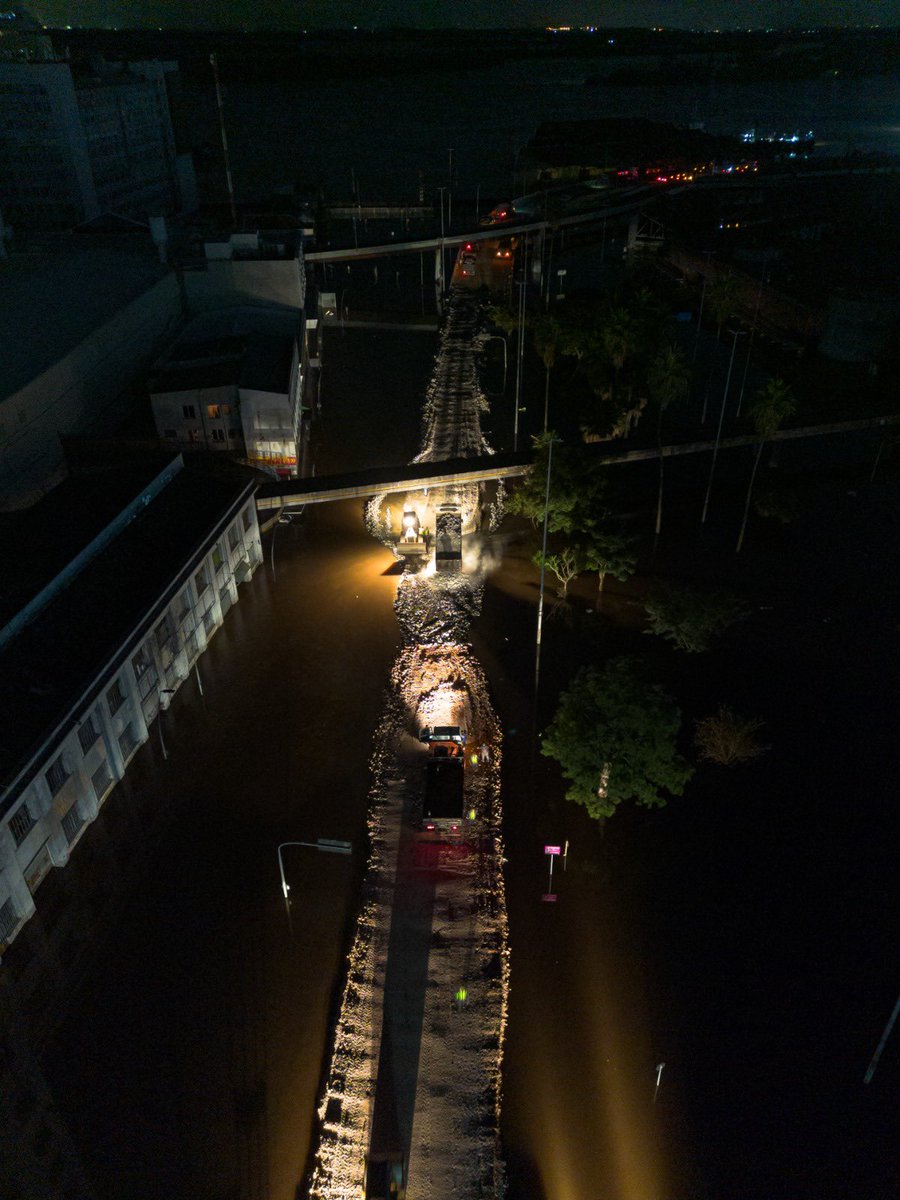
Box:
(149, 304), (308, 479)
(0, 55), (196, 229)
(0, 454), (262, 963)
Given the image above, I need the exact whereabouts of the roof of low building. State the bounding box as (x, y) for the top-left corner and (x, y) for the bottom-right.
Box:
(0, 457), (255, 803)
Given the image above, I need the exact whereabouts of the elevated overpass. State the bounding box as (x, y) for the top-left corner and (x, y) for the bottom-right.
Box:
(255, 413), (900, 512)
(304, 185), (656, 264)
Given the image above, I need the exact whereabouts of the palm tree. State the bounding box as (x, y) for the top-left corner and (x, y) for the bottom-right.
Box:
(736, 378), (796, 553)
(601, 306), (640, 396)
(707, 272), (740, 341)
(647, 343), (690, 549)
(533, 314), (562, 433)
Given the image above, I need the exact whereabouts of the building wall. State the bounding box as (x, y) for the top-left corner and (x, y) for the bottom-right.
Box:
(183, 256), (305, 312)
(238, 382), (297, 474)
(150, 382), (242, 453)
(0, 499), (263, 962)
(0, 271), (182, 510)
(0, 61), (97, 228)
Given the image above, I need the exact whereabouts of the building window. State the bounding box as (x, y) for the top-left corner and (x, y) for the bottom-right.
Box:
(155, 615), (173, 651)
(0, 897), (19, 943)
(62, 805), (84, 845)
(207, 404), (220, 419)
(228, 526), (240, 551)
(45, 756), (69, 797)
(91, 761), (113, 802)
(211, 428), (225, 442)
(132, 643), (154, 679)
(242, 507), (253, 532)
(195, 565), (210, 596)
(212, 544), (224, 571)
(182, 405), (196, 419)
(78, 715), (100, 755)
(118, 723), (138, 760)
(107, 678), (126, 715)
(188, 430), (201, 443)
(219, 585), (232, 616)
(177, 586), (193, 624)
(9, 805), (36, 847)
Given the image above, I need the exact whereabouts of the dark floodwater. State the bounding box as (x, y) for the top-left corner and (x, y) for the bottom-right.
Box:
(39, 329), (435, 1200)
(190, 59), (899, 205)
(31, 314), (900, 1200)
(474, 471), (900, 1199)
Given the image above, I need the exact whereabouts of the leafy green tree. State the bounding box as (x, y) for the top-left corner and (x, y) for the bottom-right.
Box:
(695, 707), (768, 765)
(580, 528), (637, 607)
(488, 303), (519, 337)
(532, 314), (562, 432)
(736, 378), (797, 553)
(644, 582), (749, 652)
(542, 657), (693, 819)
(507, 434), (609, 536)
(646, 343), (690, 548)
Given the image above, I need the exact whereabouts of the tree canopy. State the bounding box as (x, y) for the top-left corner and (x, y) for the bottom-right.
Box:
(644, 582), (749, 652)
(541, 657), (693, 820)
(506, 434), (609, 536)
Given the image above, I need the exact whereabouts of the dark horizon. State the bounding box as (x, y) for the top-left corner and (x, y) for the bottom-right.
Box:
(26, 0), (900, 32)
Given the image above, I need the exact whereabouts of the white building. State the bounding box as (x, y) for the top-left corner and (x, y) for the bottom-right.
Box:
(0, 55), (196, 230)
(0, 454), (262, 961)
(150, 304), (308, 479)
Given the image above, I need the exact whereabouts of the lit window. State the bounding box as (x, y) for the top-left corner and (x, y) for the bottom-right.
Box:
(207, 404), (220, 419)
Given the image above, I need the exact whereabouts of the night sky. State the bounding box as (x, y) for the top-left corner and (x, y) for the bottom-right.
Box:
(28, 0), (900, 30)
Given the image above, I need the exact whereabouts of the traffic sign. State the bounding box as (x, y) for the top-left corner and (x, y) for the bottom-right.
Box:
(541, 894), (557, 903)
(544, 844), (561, 856)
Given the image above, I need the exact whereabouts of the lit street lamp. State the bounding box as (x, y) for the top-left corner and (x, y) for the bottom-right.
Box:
(653, 1061), (666, 1103)
(277, 838), (352, 918)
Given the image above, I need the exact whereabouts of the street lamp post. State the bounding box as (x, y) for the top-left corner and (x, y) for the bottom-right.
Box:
(437, 186), (447, 294)
(277, 839), (352, 921)
(701, 327), (746, 525)
(514, 272), (527, 451)
(534, 436), (559, 699)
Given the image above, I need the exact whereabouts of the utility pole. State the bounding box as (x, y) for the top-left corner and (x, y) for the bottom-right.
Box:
(701, 328), (745, 524)
(209, 52), (237, 227)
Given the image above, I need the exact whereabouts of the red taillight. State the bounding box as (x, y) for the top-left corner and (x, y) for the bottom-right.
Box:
(451, 825), (459, 832)
(426, 823), (435, 831)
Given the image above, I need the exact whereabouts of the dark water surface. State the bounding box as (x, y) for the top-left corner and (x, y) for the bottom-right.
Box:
(189, 59), (899, 205)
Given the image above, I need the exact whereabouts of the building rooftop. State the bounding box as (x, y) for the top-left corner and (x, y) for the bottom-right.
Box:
(151, 358), (241, 394)
(0, 234), (169, 401)
(0, 458), (255, 802)
(0, 455), (175, 630)
(149, 307), (298, 399)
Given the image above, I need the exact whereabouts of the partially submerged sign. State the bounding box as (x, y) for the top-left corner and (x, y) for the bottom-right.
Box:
(435, 505), (462, 573)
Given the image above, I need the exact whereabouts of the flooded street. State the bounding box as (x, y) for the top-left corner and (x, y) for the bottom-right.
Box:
(39, 328), (437, 1200)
